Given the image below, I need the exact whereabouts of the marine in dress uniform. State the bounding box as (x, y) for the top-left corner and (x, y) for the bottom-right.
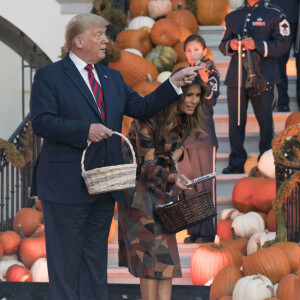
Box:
(270, 0), (300, 111)
(219, 0), (291, 173)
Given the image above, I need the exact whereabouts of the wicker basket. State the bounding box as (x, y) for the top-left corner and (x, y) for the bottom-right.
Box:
(156, 189), (217, 234)
(81, 131), (137, 195)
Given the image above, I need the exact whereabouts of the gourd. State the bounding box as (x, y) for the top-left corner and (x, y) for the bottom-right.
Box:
(197, 0), (231, 25)
(209, 265), (243, 300)
(13, 208), (43, 237)
(145, 46), (178, 72)
(232, 212), (265, 239)
(0, 231), (21, 254)
(247, 231), (276, 255)
(243, 247), (291, 284)
(190, 235), (242, 285)
(232, 275), (274, 300)
(6, 264), (32, 282)
(116, 29), (152, 57)
(150, 18), (181, 47)
(30, 258), (49, 282)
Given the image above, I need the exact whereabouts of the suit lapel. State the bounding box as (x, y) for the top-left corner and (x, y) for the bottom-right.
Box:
(62, 55), (104, 123)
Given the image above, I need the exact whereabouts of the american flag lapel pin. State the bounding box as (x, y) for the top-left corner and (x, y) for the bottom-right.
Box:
(104, 75), (108, 78)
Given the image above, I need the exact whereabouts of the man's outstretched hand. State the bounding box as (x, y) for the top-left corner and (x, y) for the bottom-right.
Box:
(170, 66), (202, 88)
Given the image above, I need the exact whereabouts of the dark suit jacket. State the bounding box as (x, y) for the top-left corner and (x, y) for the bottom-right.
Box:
(30, 54), (179, 204)
(270, 0), (299, 23)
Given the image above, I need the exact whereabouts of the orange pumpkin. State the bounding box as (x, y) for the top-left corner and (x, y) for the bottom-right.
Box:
(13, 208), (43, 237)
(276, 273), (298, 300)
(244, 156), (258, 174)
(209, 265), (243, 300)
(108, 218), (116, 243)
(179, 26), (192, 43)
(36, 198), (42, 211)
(6, 264), (32, 282)
(150, 18), (181, 47)
(285, 111), (300, 128)
(129, 0), (150, 18)
(252, 179), (276, 213)
(172, 61), (189, 72)
(242, 247), (291, 284)
(190, 236), (242, 285)
(173, 42), (186, 63)
(219, 297), (233, 300)
(271, 241), (300, 273)
(221, 228), (248, 256)
(133, 74), (161, 96)
(116, 29), (153, 56)
(197, 0), (231, 25)
(166, 5), (199, 34)
(109, 50), (158, 88)
(0, 240), (3, 258)
(216, 219), (233, 240)
(19, 235), (47, 268)
(232, 177), (265, 213)
(0, 231), (21, 254)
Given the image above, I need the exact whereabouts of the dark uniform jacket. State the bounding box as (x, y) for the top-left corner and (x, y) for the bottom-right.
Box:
(219, 0), (291, 87)
(270, 0), (299, 23)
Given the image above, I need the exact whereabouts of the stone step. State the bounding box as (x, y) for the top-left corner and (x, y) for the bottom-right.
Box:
(213, 112), (289, 135)
(216, 173), (247, 198)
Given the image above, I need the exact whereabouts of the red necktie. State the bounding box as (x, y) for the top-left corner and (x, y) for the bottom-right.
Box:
(84, 64), (105, 120)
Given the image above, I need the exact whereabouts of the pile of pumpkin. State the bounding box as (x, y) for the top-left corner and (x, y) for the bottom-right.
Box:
(0, 200), (117, 282)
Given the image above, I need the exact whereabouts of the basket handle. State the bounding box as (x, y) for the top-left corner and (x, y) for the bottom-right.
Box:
(81, 131), (136, 173)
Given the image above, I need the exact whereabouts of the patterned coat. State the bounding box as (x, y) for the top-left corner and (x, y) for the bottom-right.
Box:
(118, 117), (189, 279)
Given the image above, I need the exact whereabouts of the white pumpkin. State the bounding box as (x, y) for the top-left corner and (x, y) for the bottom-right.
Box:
(0, 254), (18, 261)
(232, 275), (273, 300)
(30, 258), (49, 282)
(232, 212), (265, 239)
(0, 259), (25, 280)
(128, 16), (155, 30)
(247, 231), (276, 255)
(258, 149), (276, 179)
(148, 0), (172, 19)
(124, 48), (143, 57)
(157, 71), (172, 83)
(229, 0), (244, 9)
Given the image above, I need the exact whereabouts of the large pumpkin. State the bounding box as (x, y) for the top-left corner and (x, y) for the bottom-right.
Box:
(150, 18), (181, 47)
(145, 46), (178, 72)
(172, 61), (189, 72)
(190, 236), (242, 285)
(133, 73), (161, 96)
(244, 156), (258, 174)
(30, 257), (49, 282)
(19, 235), (47, 268)
(266, 209), (276, 231)
(276, 273), (298, 300)
(148, 0), (172, 19)
(179, 27), (192, 43)
(271, 241), (300, 273)
(129, 0), (150, 18)
(0, 231), (21, 255)
(166, 5), (199, 34)
(116, 29), (153, 56)
(209, 265), (243, 300)
(257, 149), (276, 179)
(232, 275), (274, 300)
(197, 0), (231, 25)
(232, 177), (265, 213)
(109, 50), (159, 88)
(174, 42), (187, 63)
(108, 218), (116, 243)
(232, 212), (265, 239)
(171, 0), (187, 9)
(221, 228), (248, 256)
(128, 16), (155, 30)
(13, 208), (43, 237)
(242, 247), (291, 284)
(285, 111), (300, 128)
(252, 179), (276, 213)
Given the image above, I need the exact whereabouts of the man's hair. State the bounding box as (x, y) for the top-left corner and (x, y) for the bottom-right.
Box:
(183, 34), (207, 51)
(65, 13), (109, 51)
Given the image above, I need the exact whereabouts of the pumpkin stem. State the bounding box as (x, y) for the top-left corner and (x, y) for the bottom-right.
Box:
(266, 285), (275, 298)
(231, 227), (238, 240)
(212, 235), (222, 249)
(17, 224), (26, 239)
(20, 274), (31, 282)
(177, 2), (182, 10)
(257, 240), (263, 250)
(146, 73), (154, 83)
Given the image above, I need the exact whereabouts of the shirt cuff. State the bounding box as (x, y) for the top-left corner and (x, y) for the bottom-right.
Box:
(169, 78), (183, 95)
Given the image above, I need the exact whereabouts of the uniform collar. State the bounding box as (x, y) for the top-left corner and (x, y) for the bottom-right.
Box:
(246, 0), (264, 10)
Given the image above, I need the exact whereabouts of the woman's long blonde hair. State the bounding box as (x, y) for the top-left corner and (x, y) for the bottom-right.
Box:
(154, 71), (208, 138)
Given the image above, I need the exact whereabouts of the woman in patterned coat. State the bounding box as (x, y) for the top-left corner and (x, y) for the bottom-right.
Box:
(118, 73), (208, 300)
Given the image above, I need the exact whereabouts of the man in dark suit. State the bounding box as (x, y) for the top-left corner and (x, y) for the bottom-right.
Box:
(270, 0), (300, 111)
(30, 13), (200, 300)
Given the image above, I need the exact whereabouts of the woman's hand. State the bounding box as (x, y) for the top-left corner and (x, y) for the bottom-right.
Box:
(169, 174), (192, 191)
